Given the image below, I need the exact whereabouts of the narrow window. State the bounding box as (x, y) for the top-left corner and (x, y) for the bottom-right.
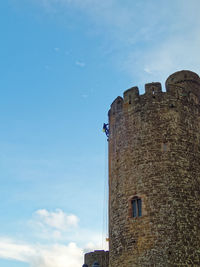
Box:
(129, 95), (132, 104)
(131, 197), (142, 218)
(162, 142), (169, 152)
(163, 143), (167, 152)
(132, 199), (137, 217)
(152, 88), (155, 98)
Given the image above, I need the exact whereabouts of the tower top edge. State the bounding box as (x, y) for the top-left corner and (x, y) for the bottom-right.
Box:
(165, 70), (200, 87)
(108, 70), (200, 115)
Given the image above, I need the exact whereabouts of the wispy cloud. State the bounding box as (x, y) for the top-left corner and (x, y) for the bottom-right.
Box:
(33, 0), (200, 84)
(54, 47), (60, 52)
(81, 94), (88, 99)
(75, 61), (85, 68)
(0, 238), (83, 267)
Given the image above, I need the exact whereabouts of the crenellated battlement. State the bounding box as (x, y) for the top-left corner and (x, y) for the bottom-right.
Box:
(109, 70), (200, 117)
(123, 86), (139, 104)
(145, 82), (162, 95)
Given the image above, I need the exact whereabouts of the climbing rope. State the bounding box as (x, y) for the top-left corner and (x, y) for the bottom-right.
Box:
(102, 136), (109, 249)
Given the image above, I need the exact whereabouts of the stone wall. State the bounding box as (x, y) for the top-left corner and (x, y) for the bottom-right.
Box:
(108, 70), (200, 266)
(84, 250), (109, 267)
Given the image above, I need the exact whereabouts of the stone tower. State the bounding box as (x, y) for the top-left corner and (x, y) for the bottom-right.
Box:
(84, 250), (109, 267)
(108, 70), (200, 266)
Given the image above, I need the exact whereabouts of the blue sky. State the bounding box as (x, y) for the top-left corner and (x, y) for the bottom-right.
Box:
(0, 0), (200, 266)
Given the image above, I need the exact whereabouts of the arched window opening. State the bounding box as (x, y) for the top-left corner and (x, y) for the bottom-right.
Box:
(131, 197), (142, 218)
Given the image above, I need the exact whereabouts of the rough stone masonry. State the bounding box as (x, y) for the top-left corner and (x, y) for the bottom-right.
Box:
(108, 70), (200, 266)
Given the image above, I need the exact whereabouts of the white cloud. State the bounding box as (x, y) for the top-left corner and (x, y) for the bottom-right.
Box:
(0, 238), (83, 267)
(31, 242), (83, 267)
(0, 238), (35, 262)
(144, 67), (152, 74)
(34, 209), (79, 231)
(75, 61), (85, 67)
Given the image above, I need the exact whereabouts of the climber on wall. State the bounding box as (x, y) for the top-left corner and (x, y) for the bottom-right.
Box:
(103, 123), (109, 138)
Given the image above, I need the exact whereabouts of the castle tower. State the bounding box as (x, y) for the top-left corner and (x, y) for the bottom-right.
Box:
(108, 70), (200, 266)
(84, 250), (109, 267)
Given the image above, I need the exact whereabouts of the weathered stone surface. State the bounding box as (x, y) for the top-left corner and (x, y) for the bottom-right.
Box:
(108, 70), (200, 266)
(84, 250), (109, 267)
